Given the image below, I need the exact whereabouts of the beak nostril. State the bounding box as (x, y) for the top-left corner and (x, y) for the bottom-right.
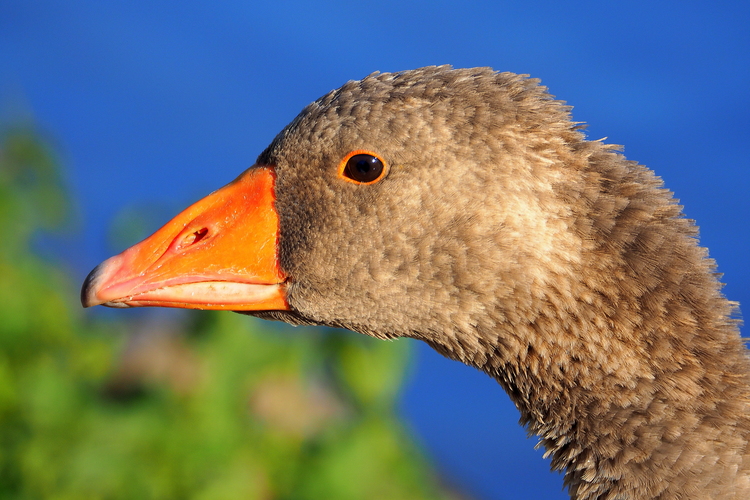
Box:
(192, 228), (209, 243)
(178, 227), (209, 250)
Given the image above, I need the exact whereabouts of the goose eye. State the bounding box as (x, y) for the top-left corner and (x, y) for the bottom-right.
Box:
(339, 151), (387, 184)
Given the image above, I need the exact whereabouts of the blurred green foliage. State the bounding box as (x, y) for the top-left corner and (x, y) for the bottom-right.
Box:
(0, 127), (461, 499)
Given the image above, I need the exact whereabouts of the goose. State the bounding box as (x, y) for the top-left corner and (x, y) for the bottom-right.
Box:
(81, 66), (750, 499)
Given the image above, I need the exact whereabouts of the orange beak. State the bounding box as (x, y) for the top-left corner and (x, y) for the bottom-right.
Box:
(81, 166), (288, 311)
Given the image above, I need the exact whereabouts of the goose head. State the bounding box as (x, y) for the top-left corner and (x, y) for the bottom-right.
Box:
(82, 66), (750, 499)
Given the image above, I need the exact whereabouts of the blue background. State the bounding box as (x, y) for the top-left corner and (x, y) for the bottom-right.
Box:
(2, 2), (749, 499)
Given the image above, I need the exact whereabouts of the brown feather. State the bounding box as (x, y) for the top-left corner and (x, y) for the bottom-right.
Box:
(252, 66), (750, 499)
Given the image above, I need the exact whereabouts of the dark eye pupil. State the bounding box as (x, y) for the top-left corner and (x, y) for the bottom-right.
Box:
(345, 154), (384, 183)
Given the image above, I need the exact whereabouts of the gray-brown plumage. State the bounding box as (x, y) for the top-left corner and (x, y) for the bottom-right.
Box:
(83, 66), (750, 499)
(256, 66), (750, 499)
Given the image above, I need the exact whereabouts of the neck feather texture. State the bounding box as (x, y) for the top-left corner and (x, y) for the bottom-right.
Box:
(425, 146), (750, 500)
